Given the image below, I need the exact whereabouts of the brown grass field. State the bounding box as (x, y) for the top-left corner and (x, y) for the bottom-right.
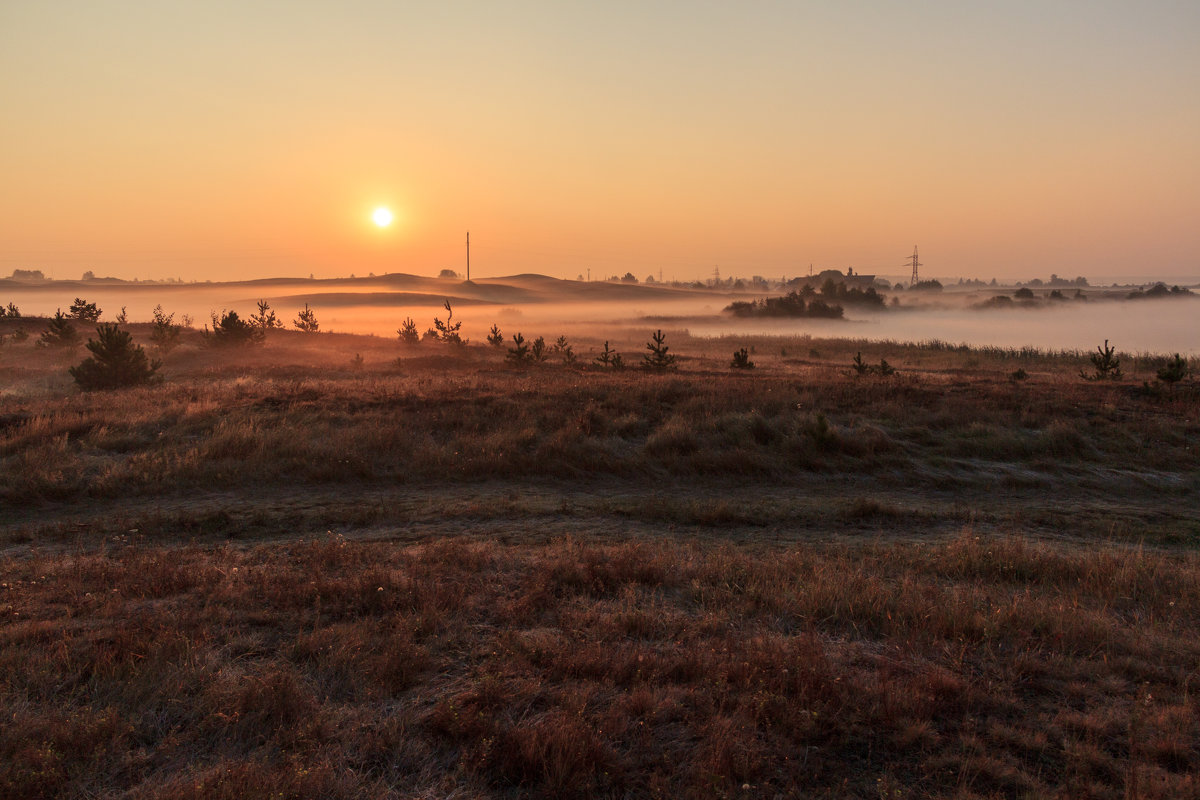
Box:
(2, 315), (1198, 798)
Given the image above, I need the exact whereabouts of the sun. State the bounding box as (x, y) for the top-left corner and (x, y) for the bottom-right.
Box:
(371, 207), (394, 227)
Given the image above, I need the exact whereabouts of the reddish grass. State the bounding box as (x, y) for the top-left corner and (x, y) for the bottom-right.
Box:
(2, 532), (1197, 798)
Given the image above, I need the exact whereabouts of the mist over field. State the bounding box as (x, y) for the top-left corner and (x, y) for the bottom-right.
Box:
(3, 274), (1197, 355)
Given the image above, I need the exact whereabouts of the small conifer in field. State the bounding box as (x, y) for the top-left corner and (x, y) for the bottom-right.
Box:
(150, 305), (181, 354)
(641, 329), (677, 371)
(731, 348), (754, 369)
(1156, 354), (1189, 388)
(506, 332), (531, 364)
(531, 336), (548, 362)
(70, 323), (160, 390)
(1081, 339), (1122, 380)
(487, 324), (504, 347)
(294, 304), (320, 332)
(398, 317), (420, 345)
(69, 297), (102, 321)
(204, 310), (262, 347)
(38, 310), (80, 348)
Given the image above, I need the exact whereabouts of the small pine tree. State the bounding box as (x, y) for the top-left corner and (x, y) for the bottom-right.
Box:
(506, 332), (531, 364)
(150, 305), (181, 354)
(69, 297), (102, 321)
(69, 324), (161, 390)
(5, 302), (19, 317)
(204, 310), (262, 347)
(877, 358), (895, 377)
(487, 324), (504, 347)
(641, 329), (677, 371)
(38, 310), (80, 348)
(432, 300), (463, 344)
(851, 352), (870, 376)
(1081, 339), (1122, 380)
(250, 299), (282, 336)
(349, 353), (364, 371)
(1156, 354), (1189, 388)
(115, 306), (128, 324)
(553, 335), (575, 362)
(596, 341), (618, 368)
(294, 303), (320, 332)
(398, 317), (420, 345)
(731, 348), (755, 369)
(12, 328), (29, 343)
(531, 336), (548, 362)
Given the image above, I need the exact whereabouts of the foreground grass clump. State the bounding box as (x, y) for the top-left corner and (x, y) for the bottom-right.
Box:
(1, 532), (1196, 798)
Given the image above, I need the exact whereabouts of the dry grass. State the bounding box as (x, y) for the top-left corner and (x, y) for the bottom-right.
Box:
(1, 532), (1197, 799)
(2, 323), (1199, 797)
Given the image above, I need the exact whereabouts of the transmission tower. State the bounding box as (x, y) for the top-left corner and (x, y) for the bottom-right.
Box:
(904, 246), (922, 285)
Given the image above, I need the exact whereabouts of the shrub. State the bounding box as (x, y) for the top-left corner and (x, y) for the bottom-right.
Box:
(69, 297), (102, 321)
(1156, 354), (1189, 388)
(149, 305), (181, 354)
(38, 310), (80, 348)
(1013, 287), (1035, 300)
(433, 300), (464, 344)
(397, 317), (420, 345)
(294, 304), (319, 332)
(641, 329), (677, 371)
(531, 336), (548, 363)
(1080, 339), (1121, 381)
(851, 352), (870, 376)
(0, 302), (19, 318)
(1010, 368), (1028, 381)
(204, 310), (262, 347)
(506, 332), (531, 364)
(595, 341), (622, 368)
(69, 324), (161, 390)
(731, 348), (754, 369)
(250, 299), (283, 336)
(554, 335), (576, 364)
(487, 324), (504, 347)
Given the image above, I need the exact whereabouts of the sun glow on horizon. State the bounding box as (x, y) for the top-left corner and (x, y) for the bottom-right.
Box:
(372, 207), (394, 228)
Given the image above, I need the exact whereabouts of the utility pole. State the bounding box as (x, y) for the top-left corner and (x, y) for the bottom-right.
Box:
(466, 232), (470, 281)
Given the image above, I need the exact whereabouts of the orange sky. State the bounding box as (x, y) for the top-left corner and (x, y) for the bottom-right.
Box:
(2, 2), (1197, 283)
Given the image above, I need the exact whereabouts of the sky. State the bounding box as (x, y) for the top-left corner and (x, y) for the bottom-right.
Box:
(2, 1), (1198, 283)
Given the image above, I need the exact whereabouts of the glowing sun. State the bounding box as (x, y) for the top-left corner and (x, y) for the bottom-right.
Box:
(372, 207), (394, 227)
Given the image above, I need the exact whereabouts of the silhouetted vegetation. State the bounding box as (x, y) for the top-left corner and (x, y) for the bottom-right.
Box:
(730, 347), (754, 369)
(641, 329), (677, 371)
(37, 310), (80, 348)
(432, 300), (464, 344)
(397, 317), (420, 345)
(250, 299), (283, 336)
(506, 332), (530, 364)
(487, 324), (504, 347)
(68, 297), (102, 321)
(293, 303), (319, 332)
(204, 310), (262, 347)
(1156, 354), (1189, 388)
(595, 341), (623, 369)
(69, 323), (161, 390)
(725, 290), (844, 319)
(1081, 339), (1122, 381)
(150, 305), (181, 354)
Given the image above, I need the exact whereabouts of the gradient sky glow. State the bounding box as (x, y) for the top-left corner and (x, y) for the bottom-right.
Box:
(2, 1), (1198, 282)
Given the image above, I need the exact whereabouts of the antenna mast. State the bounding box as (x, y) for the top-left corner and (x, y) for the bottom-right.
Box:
(904, 246), (922, 285)
(466, 232), (470, 281)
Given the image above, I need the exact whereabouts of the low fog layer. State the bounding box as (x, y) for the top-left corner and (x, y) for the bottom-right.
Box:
(3, 276), (1197, 355)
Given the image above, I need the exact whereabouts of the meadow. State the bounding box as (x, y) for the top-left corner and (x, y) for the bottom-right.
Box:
(1, 309), (1198, 798)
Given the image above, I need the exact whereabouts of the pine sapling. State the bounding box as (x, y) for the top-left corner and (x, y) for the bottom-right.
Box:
(397, 317), (420, 345)
(506, 332), (531, 364)
(294, 304), (320, 332)
(731, 348), (755, 369)
(642, 329), (677, 371)
(487, 324), (504, 347)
